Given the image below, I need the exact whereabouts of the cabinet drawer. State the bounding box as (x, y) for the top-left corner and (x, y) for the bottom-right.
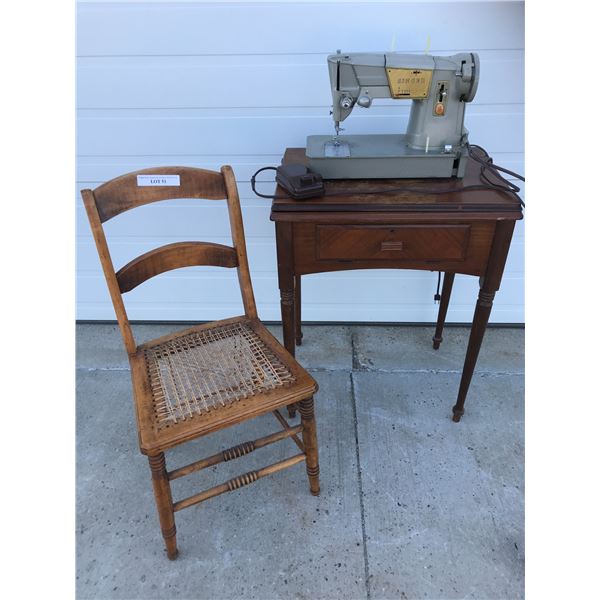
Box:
(317, 225), (470, 262)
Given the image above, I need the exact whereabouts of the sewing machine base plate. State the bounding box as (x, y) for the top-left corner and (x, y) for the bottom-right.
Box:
(306, 134), (467, 179)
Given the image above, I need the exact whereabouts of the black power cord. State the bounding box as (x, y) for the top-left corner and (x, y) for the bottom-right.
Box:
(434, 271), (442, 303)
(251, 166), (285, 198)
(465, 142), (525, 207)
(251, 143), (524, 206)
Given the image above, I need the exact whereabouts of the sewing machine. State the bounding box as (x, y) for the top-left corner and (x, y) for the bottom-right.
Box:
(306, 51), (479, 179)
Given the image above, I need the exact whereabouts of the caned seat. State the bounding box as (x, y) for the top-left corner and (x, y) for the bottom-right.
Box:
(146, 320), (295, 429)
(132, 316), (317, 453)
(81, 165), (320, 560)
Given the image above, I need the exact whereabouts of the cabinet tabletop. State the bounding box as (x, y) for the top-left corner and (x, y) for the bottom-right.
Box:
(270, 148), (523, 220)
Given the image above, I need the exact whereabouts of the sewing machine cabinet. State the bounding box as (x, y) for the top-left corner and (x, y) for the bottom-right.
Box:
(271, 148), (523, 422)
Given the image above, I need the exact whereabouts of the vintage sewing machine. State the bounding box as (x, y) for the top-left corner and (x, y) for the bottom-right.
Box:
(306, 51), (479, 179)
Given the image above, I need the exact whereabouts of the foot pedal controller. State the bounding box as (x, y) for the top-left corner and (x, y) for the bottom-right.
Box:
(275, 164), (324, 200)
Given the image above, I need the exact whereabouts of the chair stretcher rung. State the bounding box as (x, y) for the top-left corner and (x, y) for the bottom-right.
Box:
(172, 453), (306, 512)
(272, 409), (305, 452)
(167, 424), (304, 480)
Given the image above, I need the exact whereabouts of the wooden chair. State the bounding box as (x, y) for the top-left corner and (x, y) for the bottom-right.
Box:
(81, 166), (320, 560)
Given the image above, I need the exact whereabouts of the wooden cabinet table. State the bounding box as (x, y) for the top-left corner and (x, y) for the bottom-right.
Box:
(270, 148), (523, 422)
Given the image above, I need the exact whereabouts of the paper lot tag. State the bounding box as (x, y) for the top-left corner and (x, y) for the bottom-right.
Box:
(137, 174), (181, 186)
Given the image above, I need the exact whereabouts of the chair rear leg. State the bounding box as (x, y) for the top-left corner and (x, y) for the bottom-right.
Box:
(148, 453), (178, 559)
(298, 397), (320, 496)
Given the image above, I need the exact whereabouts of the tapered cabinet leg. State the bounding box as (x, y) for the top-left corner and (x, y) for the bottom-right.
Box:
(148, 453), (178, 560)
(432, 272), (455, 350)
(299, 397), (320, 496)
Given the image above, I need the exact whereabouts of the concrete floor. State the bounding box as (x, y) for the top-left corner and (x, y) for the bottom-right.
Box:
(76, 323), (524, 600)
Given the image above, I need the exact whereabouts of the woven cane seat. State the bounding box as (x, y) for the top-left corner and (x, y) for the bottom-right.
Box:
(145, 320), (296, 429)
(133, 317), (316, 453)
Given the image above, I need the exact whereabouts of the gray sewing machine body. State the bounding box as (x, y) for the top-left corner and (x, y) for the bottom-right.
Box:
(306, 51), (479, 179)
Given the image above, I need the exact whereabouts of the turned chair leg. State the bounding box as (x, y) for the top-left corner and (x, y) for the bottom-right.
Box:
(148, 453), (178, 560)
(298, 397), (320, 496)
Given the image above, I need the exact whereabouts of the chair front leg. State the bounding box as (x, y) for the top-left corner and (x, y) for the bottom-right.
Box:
(299, 397), (320, 496)
(148, 453), (178, 560)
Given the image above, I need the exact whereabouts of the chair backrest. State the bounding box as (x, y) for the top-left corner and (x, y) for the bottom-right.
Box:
(81, 165), (257, 356)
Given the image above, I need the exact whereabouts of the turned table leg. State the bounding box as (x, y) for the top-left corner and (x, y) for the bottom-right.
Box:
(148, 453), (178, 560)
(279, 287), (296, 358)
(452, 220), (515, 422)
(432, 272), (455, 350)
(452, 288), (495, 422)
(281, 283), (297, 419)
(276, 222), (296, 358)
(275, 222), (298, 418)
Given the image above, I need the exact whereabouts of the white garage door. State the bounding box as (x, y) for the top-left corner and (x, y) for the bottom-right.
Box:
(76, 1), (524, 323)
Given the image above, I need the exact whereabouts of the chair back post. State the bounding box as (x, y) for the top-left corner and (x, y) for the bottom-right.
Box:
(81, 189), (137, 355)
(221, 166), (258, 319)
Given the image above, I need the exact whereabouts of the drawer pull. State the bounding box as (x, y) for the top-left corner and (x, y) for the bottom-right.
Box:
(381, 241), (404, 251)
